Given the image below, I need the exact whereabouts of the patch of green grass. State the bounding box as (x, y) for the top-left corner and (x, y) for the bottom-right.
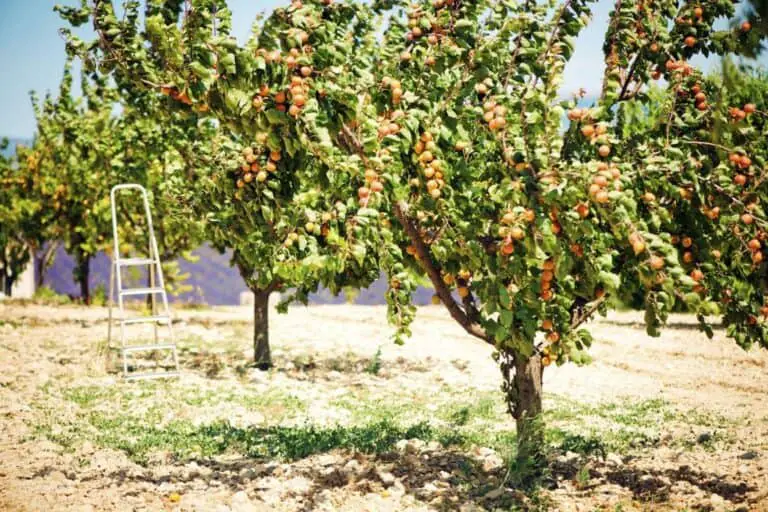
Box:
(59, 381), (307, 422)
(364, 346), (383, 375)
(33, 286), (72, 305)
(36, 413), (467, 465)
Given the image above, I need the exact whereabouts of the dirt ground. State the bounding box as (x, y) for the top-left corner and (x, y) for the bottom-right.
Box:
(1, 302), (767, 511)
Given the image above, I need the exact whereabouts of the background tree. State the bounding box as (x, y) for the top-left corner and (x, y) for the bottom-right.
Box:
(31, 64), (118, 304)
(0, 139), (40, 296)
(61, 0), (384, 367)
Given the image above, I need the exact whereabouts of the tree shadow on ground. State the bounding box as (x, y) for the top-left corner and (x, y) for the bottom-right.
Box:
(72, 421), (757, 510)
(550, 440), (755, 505)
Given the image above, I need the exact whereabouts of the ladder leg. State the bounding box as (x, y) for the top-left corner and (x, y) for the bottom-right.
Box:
(107, 259), (114, 353)
(150, 257), (158, 344)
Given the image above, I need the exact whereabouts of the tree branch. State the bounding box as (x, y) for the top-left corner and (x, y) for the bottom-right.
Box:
(570, 294), (608, 330)
(393, 201), (490, 343)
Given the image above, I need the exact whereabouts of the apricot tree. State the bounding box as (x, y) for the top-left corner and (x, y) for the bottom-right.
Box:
(351, 0), (767, 467)
(30, 64), (118, 303)
(0, 139), (39, 296)
(61, 0), (383, 366)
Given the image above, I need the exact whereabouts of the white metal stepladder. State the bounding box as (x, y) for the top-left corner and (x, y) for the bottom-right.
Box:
(107, 184), (180, 380)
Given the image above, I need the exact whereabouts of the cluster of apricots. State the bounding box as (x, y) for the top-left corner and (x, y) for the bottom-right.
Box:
(251, 61), (313, 118)
(687, 82), (709, 111)
(382, 77), (404, 106)
(652, 58), (693, 81)
(497, 208), (535, 255)
(729, 151), (753, 187)
(587, 162), (622, 204)
(358, 168), (385, 207)
(569, 108), (612, 157)
(540, 259), (556, 301)
(377, 110), (403, 139)
(728, 103), (756, 122)
(235, 143), (280, 191)
(482, 99), (507, 132)
(412, 132), (445, 199)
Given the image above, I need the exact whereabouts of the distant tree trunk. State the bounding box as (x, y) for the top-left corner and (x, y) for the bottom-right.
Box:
(502, 350), (545, 478)
(1, 251), (18, 296)
(252, 287), (272, 370)
(75, 253), (91, 305)
(35, 242), (58, 289)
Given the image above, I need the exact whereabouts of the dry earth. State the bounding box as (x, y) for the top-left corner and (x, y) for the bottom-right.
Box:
(1, 302), (768, 511)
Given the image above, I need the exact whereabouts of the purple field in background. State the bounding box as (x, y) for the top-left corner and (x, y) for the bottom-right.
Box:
(44, 244), (436, 306)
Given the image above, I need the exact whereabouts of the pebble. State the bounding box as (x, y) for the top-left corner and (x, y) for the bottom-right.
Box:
(376, 470), (396, 487)
(484, 487), (505, 499)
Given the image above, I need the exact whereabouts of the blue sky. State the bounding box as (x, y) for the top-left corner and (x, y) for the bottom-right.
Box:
(0, 0), (764, 139)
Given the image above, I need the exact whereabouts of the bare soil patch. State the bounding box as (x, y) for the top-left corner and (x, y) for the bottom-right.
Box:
(1, 303), (767, 511)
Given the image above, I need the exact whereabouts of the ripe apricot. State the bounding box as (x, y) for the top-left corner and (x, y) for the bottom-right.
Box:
(739, 156), (752, 169)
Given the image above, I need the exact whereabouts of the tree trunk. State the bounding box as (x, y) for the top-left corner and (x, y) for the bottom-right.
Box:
(76, 254), (91, 305)
(252, 288), (272, 370)
(2, 269), (12, 296)
(502, 350), (545, 478)
(35, 242), (58, 289)
(514, 353), (544, 466)
(1, 252), (9, 296)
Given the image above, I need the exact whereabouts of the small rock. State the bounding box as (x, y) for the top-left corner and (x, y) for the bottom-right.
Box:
(342, 459), (361, 476)
(426, 441), (442, 451)
(377, 470), (396, 487)
(482, 454), (504, 473)
(405, 439), (425, 454)
(484, 487), (505, 500)
(422, 482), (439, 494)
(395, 439), (409, 452)
(315, 454), (339, 467)
(439, 470), (451, 480)
(605, 453), (623, 467)
(557, 451), (581, 465)
(739, 450), (759, 460)
(697, 432), (712, 444)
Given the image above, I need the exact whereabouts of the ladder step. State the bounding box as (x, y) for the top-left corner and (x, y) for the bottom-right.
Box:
(123, 343), (177, 352)
(120, 287), (165, 296)
(125, 371), (180, 381)
(118, 258), (157, 267)
(121, 315), (171, 325)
